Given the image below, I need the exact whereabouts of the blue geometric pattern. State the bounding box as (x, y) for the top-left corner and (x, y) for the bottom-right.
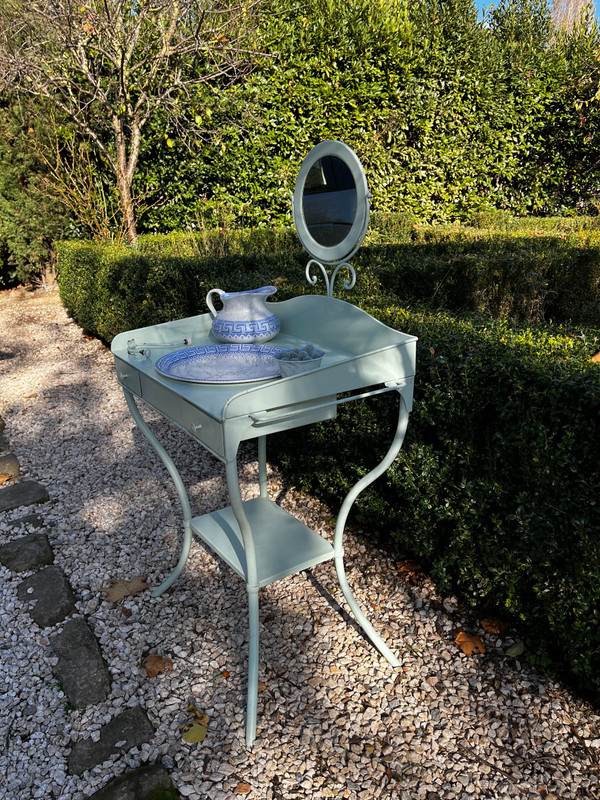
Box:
(154, 343), (285, 383)
(212, 314), (280, 343)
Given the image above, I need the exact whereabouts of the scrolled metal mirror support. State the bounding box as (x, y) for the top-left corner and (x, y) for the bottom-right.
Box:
(305, 259), (356, 298)
(292, 140), (370, 297)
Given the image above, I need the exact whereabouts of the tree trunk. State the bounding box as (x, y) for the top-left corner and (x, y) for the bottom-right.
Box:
(117, 171), (138, 246)
(113, 116), (141, 246)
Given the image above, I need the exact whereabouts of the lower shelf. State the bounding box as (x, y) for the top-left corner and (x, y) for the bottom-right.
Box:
(190, 497), (335, 587)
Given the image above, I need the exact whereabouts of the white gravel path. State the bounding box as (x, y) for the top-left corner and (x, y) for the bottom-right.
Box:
(1, 286), (599, 800)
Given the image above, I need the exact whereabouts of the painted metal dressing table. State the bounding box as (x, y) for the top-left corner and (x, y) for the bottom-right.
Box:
(110, 142), (417, 746)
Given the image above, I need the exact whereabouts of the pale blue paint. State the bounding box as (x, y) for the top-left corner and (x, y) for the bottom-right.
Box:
(112, 295), (418, 746)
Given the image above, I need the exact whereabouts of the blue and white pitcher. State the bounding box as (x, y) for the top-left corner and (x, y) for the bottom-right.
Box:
(206, 285), (280, 344)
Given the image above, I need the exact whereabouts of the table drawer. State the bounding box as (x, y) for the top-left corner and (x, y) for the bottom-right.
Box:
(140, 374), (223, 456)
(114, 358), (141, 395)
(179, 401), (223, 456)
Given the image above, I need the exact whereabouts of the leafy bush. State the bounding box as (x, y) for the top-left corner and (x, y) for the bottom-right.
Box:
(56, 225), (600, 703)
(134, 0), (600, 234)
(5, 0), (600, 246)
(58, 216), (600, 336)
(56, 230), (313, 342)
(271, 306), (600, 701)
(0, 98), (72, 285)
(364, 224), (600, 327)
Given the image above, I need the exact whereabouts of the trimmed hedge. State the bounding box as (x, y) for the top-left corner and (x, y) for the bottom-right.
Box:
(56, 224), (600, 704)
(57, 233), (308, 343)
(57, 218), (600, 341)
(56, 228), (391, 342)
(271, 307), (600, 699)
(368, 222), (600, 327)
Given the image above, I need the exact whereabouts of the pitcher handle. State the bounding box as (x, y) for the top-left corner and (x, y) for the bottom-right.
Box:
(206, 288), (224, 318)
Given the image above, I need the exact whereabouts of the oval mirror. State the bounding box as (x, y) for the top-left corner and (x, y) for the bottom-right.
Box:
(292, 140), (370, 266)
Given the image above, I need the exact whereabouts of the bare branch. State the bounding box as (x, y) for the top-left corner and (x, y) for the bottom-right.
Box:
(552, 0), (594, 31)
(0, 0), (262, 244)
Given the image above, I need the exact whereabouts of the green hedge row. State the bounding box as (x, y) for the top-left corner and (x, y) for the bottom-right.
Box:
(57, 217), (600, 340)
(138, 0), (600, 233)
(56, 226), (600, 703)
(367, 229), (600, 327)
(56, 231), (309, 343)
(271, 307), (600, 700)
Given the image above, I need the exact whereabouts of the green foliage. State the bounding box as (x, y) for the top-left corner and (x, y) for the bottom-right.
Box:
(130, 0), (600, 233)
(367, 223), (600, 326)
(56, 221), (600, 707)
(57, 215), (600, 335)
(271, 305), (600, 702)
(56, 229), (310, 341)
(3, 0), (600, 242)
(0, 98), (71, 284)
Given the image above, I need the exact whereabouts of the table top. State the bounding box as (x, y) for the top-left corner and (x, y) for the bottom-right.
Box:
(111, 295), (417, 459)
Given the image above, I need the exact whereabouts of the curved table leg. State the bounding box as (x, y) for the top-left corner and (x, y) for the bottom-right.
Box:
(225, 458), (260, 748)
(123, 390), (194, 597)
(333, 391), (410, 668)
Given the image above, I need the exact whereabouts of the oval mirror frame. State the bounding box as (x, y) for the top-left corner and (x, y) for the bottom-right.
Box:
(292, 140), (370, 265)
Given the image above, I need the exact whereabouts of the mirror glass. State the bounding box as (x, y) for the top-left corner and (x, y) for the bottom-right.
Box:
(302, 156), (357, 247)
(293, 140), (370, 266)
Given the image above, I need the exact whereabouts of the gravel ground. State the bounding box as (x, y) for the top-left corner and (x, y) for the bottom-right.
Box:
(1, 286), (599, 800)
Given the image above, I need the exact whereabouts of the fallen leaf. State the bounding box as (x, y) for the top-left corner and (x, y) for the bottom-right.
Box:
(121, 606), (132, 618)
(180, 717), (208, 743)
(0, 473), (11, 485)
(142, 653), (173, 678)
(506, 640), (525, 657)
(257, 680), (267, 693)
(179, 705), (210, 743)
(455, 631), (486, 655)
(396, 559), (427, 586)
(234, 782), (252, 795)
(481, 618), (509, 635)
(591, 351), (600, 363)
(397, 558), (422, 575)
(100, 576), (148, 602)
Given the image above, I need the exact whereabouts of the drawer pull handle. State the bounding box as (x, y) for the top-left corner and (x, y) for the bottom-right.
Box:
(118, 372), (129, 380)
(191, 423), (203, 432)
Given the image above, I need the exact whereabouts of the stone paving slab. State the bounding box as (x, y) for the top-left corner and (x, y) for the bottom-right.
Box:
(17, 565), (75, 627)
(88, 765), (179, 800)
(0, 480), (49, 512)
(50, 617), (111, 709)
(7, 512), (46, 529)
(0, 532), (54, 572)
(68, 706), (155, 776)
